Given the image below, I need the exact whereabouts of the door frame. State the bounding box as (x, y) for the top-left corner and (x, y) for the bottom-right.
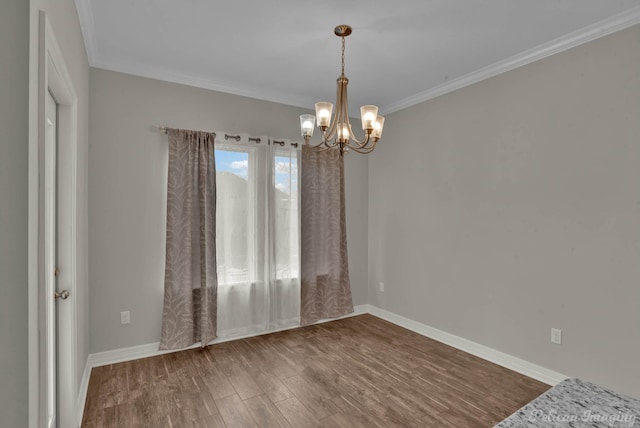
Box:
(28, 11), (79, 428)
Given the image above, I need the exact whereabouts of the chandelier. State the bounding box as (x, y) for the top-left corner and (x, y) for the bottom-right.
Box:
(300, 25), (385, 155)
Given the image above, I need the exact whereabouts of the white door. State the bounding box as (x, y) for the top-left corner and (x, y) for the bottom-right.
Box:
(34, 13), (79, 428)
(44, 90), (58, 428)
(45, 90), (73, 428)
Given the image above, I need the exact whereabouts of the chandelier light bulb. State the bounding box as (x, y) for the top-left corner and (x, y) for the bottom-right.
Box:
(300, 114), (316, 139)
(360, 105), (379, 131)
(371, 116), (385, 140)
(315, 102), (333, 129)
(337, 123), (349, 143)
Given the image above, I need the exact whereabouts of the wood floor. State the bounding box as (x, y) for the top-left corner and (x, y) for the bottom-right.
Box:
(81, 314), (549, 427)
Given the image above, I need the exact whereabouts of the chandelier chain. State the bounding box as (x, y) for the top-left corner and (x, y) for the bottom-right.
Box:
(341, 37), (345, 75)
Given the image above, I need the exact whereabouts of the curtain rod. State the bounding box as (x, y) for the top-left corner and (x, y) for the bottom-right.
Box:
(158, 125), (216, 138)
(159, 125), (298, 147)
(159, 125), (216, 136)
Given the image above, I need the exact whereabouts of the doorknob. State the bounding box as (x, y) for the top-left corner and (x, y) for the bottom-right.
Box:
(55, 290), (70, 300)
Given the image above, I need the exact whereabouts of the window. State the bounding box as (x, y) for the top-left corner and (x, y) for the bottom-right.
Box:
(215, 137), (300, 336)
(215, 147), (253, 286)
(272, 150), (299, 280)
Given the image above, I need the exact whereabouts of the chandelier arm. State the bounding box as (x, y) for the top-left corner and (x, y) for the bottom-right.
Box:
(308, 137), (339, 149)
(321, 74), (346, 144)
(306, 141), (336, 152)
(322, 119), (338, 144)
(351, 133), (370, 147)
(348, 141), (378, 154)
(325, 139), (340, 149)
(306, 139), (326, 148)
(340, 83), (364, 145)
(356, 133), (379, 149)
(338, 74), (370, 147)
(322, 120), (337, 144)
(337, 76), (364, 146)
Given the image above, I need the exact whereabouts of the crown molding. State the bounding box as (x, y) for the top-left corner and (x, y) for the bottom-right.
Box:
(380, 6), (640, 115)
(74, 0), (98, 64)
(75, 1), (640, 116)
(91, 57), (319, 112)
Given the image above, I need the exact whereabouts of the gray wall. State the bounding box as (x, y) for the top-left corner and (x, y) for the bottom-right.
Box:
(369, 25), (640, 398)
(88, 69), (369, 352)
(0, 1), (30, 425)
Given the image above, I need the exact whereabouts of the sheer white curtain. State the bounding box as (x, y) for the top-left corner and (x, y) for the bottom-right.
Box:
(215, 134), (300, 338)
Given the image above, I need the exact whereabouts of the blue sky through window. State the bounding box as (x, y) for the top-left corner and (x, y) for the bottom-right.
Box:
(216, 150), (248, 179)
(215, 150), (297, 194)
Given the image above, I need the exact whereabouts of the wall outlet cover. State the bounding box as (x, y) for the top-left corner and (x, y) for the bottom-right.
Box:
(121, 311), (131, 325)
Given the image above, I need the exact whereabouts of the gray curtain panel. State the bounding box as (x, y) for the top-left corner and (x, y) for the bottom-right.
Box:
(160, 129), (218, 350)
(300, 145), (354, 325)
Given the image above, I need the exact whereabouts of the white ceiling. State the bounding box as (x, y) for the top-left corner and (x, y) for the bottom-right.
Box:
(76, 0), (640, 116)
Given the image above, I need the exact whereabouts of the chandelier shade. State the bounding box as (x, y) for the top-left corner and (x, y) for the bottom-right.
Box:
(300, 25), (385, 155)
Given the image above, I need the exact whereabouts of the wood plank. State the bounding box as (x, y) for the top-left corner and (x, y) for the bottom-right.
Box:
(274, 397), (322, 428)
(322, 410), (384, 428)
(215, 393), (259, 428)
(244, 394), (292, 428)
(98, 364), (129, 408)
(199, 365), (236, 399)
(281, 375), (341, 420)
(99, 403), (129, 428)
(252, 370), (294, 403)
(192, 413), (227, 428)
(223, 362), (264, 400)
(81, 367), (104, 427)
(127, 389), (172, 426)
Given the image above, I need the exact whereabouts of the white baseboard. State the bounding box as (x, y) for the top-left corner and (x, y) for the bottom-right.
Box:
(367, 305), (568, 386)
(76, 303), (565, 425)
(85, 304), (369, 369)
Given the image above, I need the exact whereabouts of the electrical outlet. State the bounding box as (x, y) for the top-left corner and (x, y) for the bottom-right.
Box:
(379, 282), (385, 292)
(121, 311), (131, 325)
(551, 328), (562, 345)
